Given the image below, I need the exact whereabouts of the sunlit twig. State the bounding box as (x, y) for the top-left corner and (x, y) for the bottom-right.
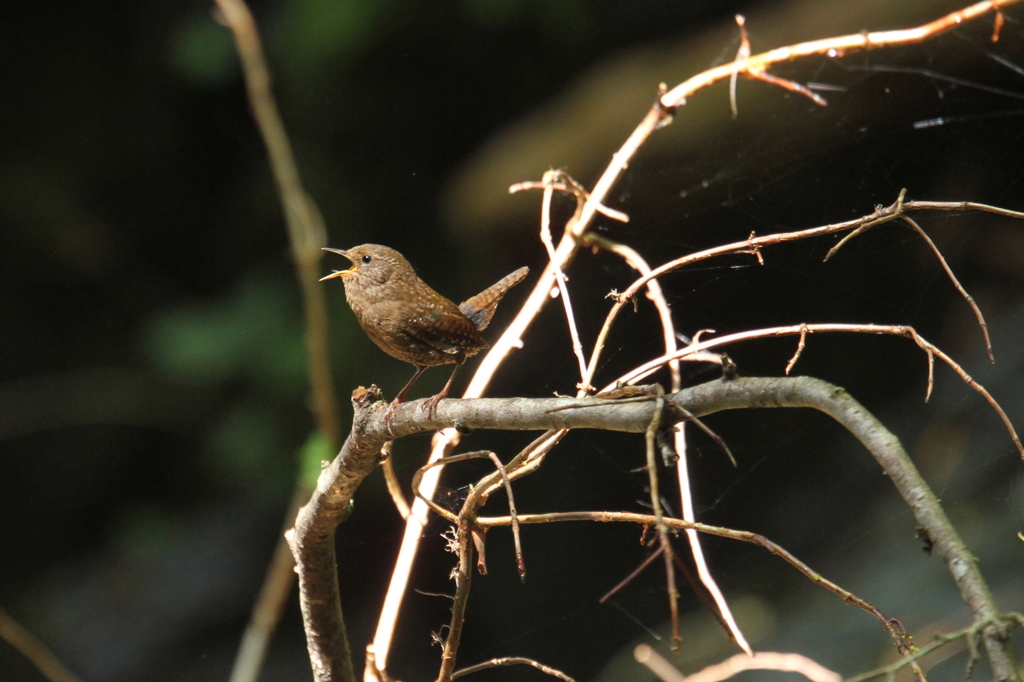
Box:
(539, 171), (589, 385)
(453, 656), (575, 681)
(636, 646), (842, 682)
(674, 428), (752, 655)
(660, 0), (1022, 109)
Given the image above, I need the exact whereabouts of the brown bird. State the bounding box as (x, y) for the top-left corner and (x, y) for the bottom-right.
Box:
(320, 244), (529, 427)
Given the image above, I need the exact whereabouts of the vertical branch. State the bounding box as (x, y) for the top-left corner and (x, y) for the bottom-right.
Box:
(540, 172), (588, 384)
(674, 427), (752, 655)
(370, 102), (674, 675)
(645, 388), (681, 648)
(371, 429), (454, 669)
(436, 516), (475, 682)
(284, 522), (356, 682)
(214, 0), (341, 444)
(214, 2), (345, 681)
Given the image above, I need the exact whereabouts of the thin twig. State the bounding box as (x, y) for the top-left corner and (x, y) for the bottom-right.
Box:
(437, 509), (475, 682)
(645, 387), (681, 648)
(785, 324), (809, 375)
(453, 656), (575, 681)
(637, 646), (843, 682)
(824, 192), (907, 264)
(748, 70), (829, 107)
(674, 427), (752, 655)
(509, 179), (629, 223)
(380, 443), (411, 520)
(539, 171), (589, 384)
(660, 0), (1024, 108)
(674, 404), (737, 467)
(610, 322), (1023, 458)
(730, 15), (751, 119)
(479, 507), (915, 656)
(488, 451), (527, 582)
(584, 234), (682, 392)
(599, 544), (665, 604)
(900, 215), (994, 362)
(844, 615), (1024, 682)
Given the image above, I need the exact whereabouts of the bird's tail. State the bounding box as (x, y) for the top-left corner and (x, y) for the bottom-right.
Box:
(459, 266), (529, 331)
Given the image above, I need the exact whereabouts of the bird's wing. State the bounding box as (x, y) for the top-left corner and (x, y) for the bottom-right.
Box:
(407, 303), (487, 354)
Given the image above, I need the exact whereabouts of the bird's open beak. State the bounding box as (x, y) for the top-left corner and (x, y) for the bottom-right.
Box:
(320, 247), (356, 281)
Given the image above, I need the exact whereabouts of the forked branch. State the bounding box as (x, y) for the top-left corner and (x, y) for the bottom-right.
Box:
(301, 376), (1019, 681)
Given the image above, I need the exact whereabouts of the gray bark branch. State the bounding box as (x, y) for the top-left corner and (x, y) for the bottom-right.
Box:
(289, 376), (1019, 682)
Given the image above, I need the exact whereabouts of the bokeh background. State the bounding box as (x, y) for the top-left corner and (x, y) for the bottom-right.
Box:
(2, 0), (1024, 680)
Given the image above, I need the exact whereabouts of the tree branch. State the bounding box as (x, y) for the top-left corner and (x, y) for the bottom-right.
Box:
(290, 376), (1019, 681)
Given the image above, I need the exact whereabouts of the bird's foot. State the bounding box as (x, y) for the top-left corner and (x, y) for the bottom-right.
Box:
(421, 392), (446, 421)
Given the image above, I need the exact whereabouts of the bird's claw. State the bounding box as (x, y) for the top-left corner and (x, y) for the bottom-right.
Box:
(421, 393), (444, 421)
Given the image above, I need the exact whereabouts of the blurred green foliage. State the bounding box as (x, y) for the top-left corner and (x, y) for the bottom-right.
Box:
(169, 13), (240, 87)
(144, 271), (308, 396)
(112, 505), (183, 563)
(298, 429), (334, 491)
(208, 401), (291, 491)
(143, 271), (314, 491)
(277, 0), (398, 73)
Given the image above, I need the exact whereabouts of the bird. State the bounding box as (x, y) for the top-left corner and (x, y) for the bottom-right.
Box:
(320, 244), (529, 428)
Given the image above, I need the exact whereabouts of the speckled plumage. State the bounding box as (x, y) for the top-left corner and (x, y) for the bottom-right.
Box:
(321, 244), (528, 419)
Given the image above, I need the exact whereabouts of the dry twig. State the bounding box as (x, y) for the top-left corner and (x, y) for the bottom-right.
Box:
(611, 323), (1022, 458)
(452, 656), (575, 681)
(636, 646), (842, 682)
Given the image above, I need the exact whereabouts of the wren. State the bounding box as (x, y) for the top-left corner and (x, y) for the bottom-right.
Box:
(320, 244), (529, 427)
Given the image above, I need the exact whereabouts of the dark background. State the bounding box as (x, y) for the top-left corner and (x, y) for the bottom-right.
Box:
(2, 1), (1024, 681)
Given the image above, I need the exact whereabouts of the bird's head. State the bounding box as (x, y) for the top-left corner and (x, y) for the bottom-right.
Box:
(320, 244), (414, 288)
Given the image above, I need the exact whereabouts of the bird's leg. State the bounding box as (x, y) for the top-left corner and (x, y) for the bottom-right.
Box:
(385, 365), (428, 433)
(421, 363), (462, 420)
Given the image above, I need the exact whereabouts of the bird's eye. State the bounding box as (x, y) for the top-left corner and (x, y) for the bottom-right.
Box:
(361, 255), (372, 264)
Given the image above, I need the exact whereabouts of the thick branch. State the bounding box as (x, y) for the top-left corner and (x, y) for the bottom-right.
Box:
(285, 386), (390, 682)
(293, 376), (1018, 681)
